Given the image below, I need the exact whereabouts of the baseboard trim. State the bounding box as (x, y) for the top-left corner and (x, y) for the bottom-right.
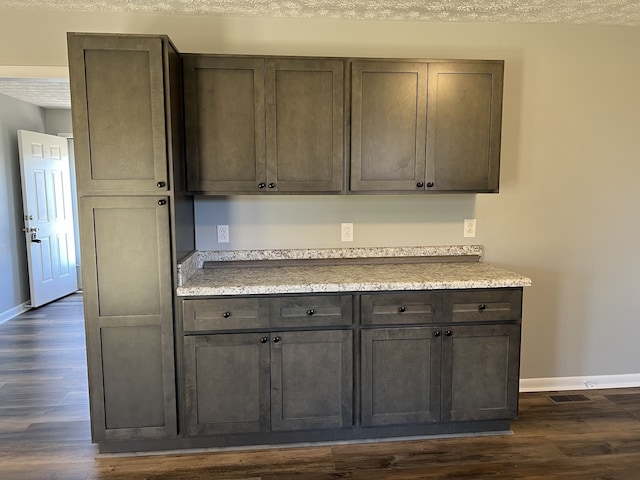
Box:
(0, 301), (31, 325)
(520, 374), (640, 392)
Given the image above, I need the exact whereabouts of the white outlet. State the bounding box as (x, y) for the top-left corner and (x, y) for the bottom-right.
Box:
(464, 219), (476, 238)
(217, 224), (229, 243)
(341, 223), (354, 242)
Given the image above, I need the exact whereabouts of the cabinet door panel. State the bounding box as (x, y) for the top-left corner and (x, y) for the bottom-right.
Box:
(270, 330), (353, 431)
(184, 56), (266, 192)
(183, 334), (271, 435)
(361, 327), (441, 426)
(442, 324), (520, 422)
(80, 196), (175, 441)
(351, 61), (427, 191)
(427, 62), (503, 192)
(68, 35), (168, 194)
(266, 58), (344, 192)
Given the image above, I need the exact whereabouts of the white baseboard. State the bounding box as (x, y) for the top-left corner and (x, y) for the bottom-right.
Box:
(0, 301), (31, 325)
(520, 374), (640, 392)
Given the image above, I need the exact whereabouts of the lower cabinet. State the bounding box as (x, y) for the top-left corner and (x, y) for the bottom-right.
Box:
(183, 329), (353, 436)
(361, 323), (521, 427)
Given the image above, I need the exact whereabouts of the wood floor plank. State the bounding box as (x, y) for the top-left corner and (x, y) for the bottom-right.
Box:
(2, 292), (640, 480)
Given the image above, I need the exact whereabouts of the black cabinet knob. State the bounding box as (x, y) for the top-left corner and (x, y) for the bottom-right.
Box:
(416, 182), (424, 188)
(223, 311), (231, 318)
(426, 182), (434, 188)
(268, 183), (276, 189)
(478, 304), (487, 311)
(260, 336), (268, 344)
(272, 336), (281, 343)
(157, 199), (166, 206)
(307, 309), (315, 316)
(398, 306), (406, 313)
(445, 330), (452, 337)
(258, 183), (266, 189)
(434, 331), (441, 337)
(156, 181), (166, 188)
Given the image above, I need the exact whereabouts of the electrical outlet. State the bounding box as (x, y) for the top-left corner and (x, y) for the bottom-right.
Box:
(217, 224), (229, 243)
(341, 223), (354, 242)
(464, 219), (476, 238)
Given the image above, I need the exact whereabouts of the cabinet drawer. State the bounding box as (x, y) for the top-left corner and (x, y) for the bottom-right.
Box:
(182, 298), (269, 332)
(270, 295), (353, 328)
(443, 289), (522, 323)
(361, 293), (441, 325)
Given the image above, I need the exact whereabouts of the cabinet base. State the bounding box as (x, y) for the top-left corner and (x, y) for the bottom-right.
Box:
(97, 420), (512, 454)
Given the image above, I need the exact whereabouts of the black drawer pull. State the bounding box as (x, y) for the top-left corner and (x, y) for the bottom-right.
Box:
(398, 306), (406, 313)
(445, 330), (452, 337)
(434, 331), (441, 337)
(426, 182), (434, 188)
(223, 311), (231, 318)
(258, 183), (266, 189)
(416, 182), (424, 188)
(156, 181), (166, 188)
(268, 182), (276, 189)
(260, 336), (268, 344)
(157, 199), (166, 206)
(272, 336), (281, 343)
(307, 309), (315, 316)
(478, 304), (487, 311)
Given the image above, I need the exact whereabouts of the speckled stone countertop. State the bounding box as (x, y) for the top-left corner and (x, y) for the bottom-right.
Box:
(176, 246), (531, 297)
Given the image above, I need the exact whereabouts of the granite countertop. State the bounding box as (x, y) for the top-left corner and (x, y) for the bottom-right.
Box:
(176, 260), (531, 297)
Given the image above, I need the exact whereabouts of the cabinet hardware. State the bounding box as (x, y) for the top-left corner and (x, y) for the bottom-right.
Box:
(156, 181), (166, 188)
(416, 182), (424, 188)
(223, 311), (231, 318)
(268, 183), (276, 189)
(260, 336), (268, 344)
(478, 304), (487, 311)
(445, 330), (452, 337)
(398, 306), (406, 313)
(433, 331), (441, 337)
(306, 309), (315, 316)
(258, 183), (266, 189)
(272, 336), (281, 343)
(157, 199), (166, 206)
(426, 182), (434, 188)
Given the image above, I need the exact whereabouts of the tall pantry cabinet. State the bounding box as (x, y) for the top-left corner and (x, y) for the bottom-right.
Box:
(68, 33), (194, 441)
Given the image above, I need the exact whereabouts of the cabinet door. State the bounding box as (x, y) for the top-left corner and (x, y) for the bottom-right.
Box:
(266, 58), (344, 192)
(68, 34), (169, 195)
(79, 196), (176, 441)
(183, 333), (271, 435)
(270, 330), (353, 431)
(426, 62), (503, 192)
(441, 324), (520, 422)
(183, 56), (266, 193)
(361, 327), (441, 426)
(351, 61), (427, 192)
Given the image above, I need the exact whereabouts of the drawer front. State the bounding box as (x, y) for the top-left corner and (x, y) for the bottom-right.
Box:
(182, 298), (269, 332)
(270, 295), (353, 328)
(443, 289), (522, 323)
(361, 293), (442, 325)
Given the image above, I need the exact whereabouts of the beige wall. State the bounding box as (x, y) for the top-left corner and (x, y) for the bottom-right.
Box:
(2, 9), (640, 381)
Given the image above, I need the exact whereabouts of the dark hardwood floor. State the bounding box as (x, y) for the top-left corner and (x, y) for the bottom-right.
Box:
(2, 293), (640, 479)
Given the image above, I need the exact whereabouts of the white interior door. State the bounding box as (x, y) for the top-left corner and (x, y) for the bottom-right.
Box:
(18, 130), (78, 308)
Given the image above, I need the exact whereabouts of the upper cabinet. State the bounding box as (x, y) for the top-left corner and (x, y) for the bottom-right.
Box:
(183, 56), (345, 194)
(351, 60), (503, 193)
(68, 35), (171, 195)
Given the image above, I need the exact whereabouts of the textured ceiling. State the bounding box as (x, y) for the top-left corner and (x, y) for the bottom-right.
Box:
(2, 1), (639, 109)
(2, 0), (640, 26)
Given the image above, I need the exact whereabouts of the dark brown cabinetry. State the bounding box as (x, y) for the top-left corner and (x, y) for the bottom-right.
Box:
(351, 60), (503, 193)
(68, 33), (194, 442)
(183, 56), (345, 194)
(182, 295), (353, 436)
(360, 289), (521, 427)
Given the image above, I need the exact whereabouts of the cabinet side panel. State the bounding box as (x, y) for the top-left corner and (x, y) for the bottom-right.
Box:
(101, 325), (165, 429)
